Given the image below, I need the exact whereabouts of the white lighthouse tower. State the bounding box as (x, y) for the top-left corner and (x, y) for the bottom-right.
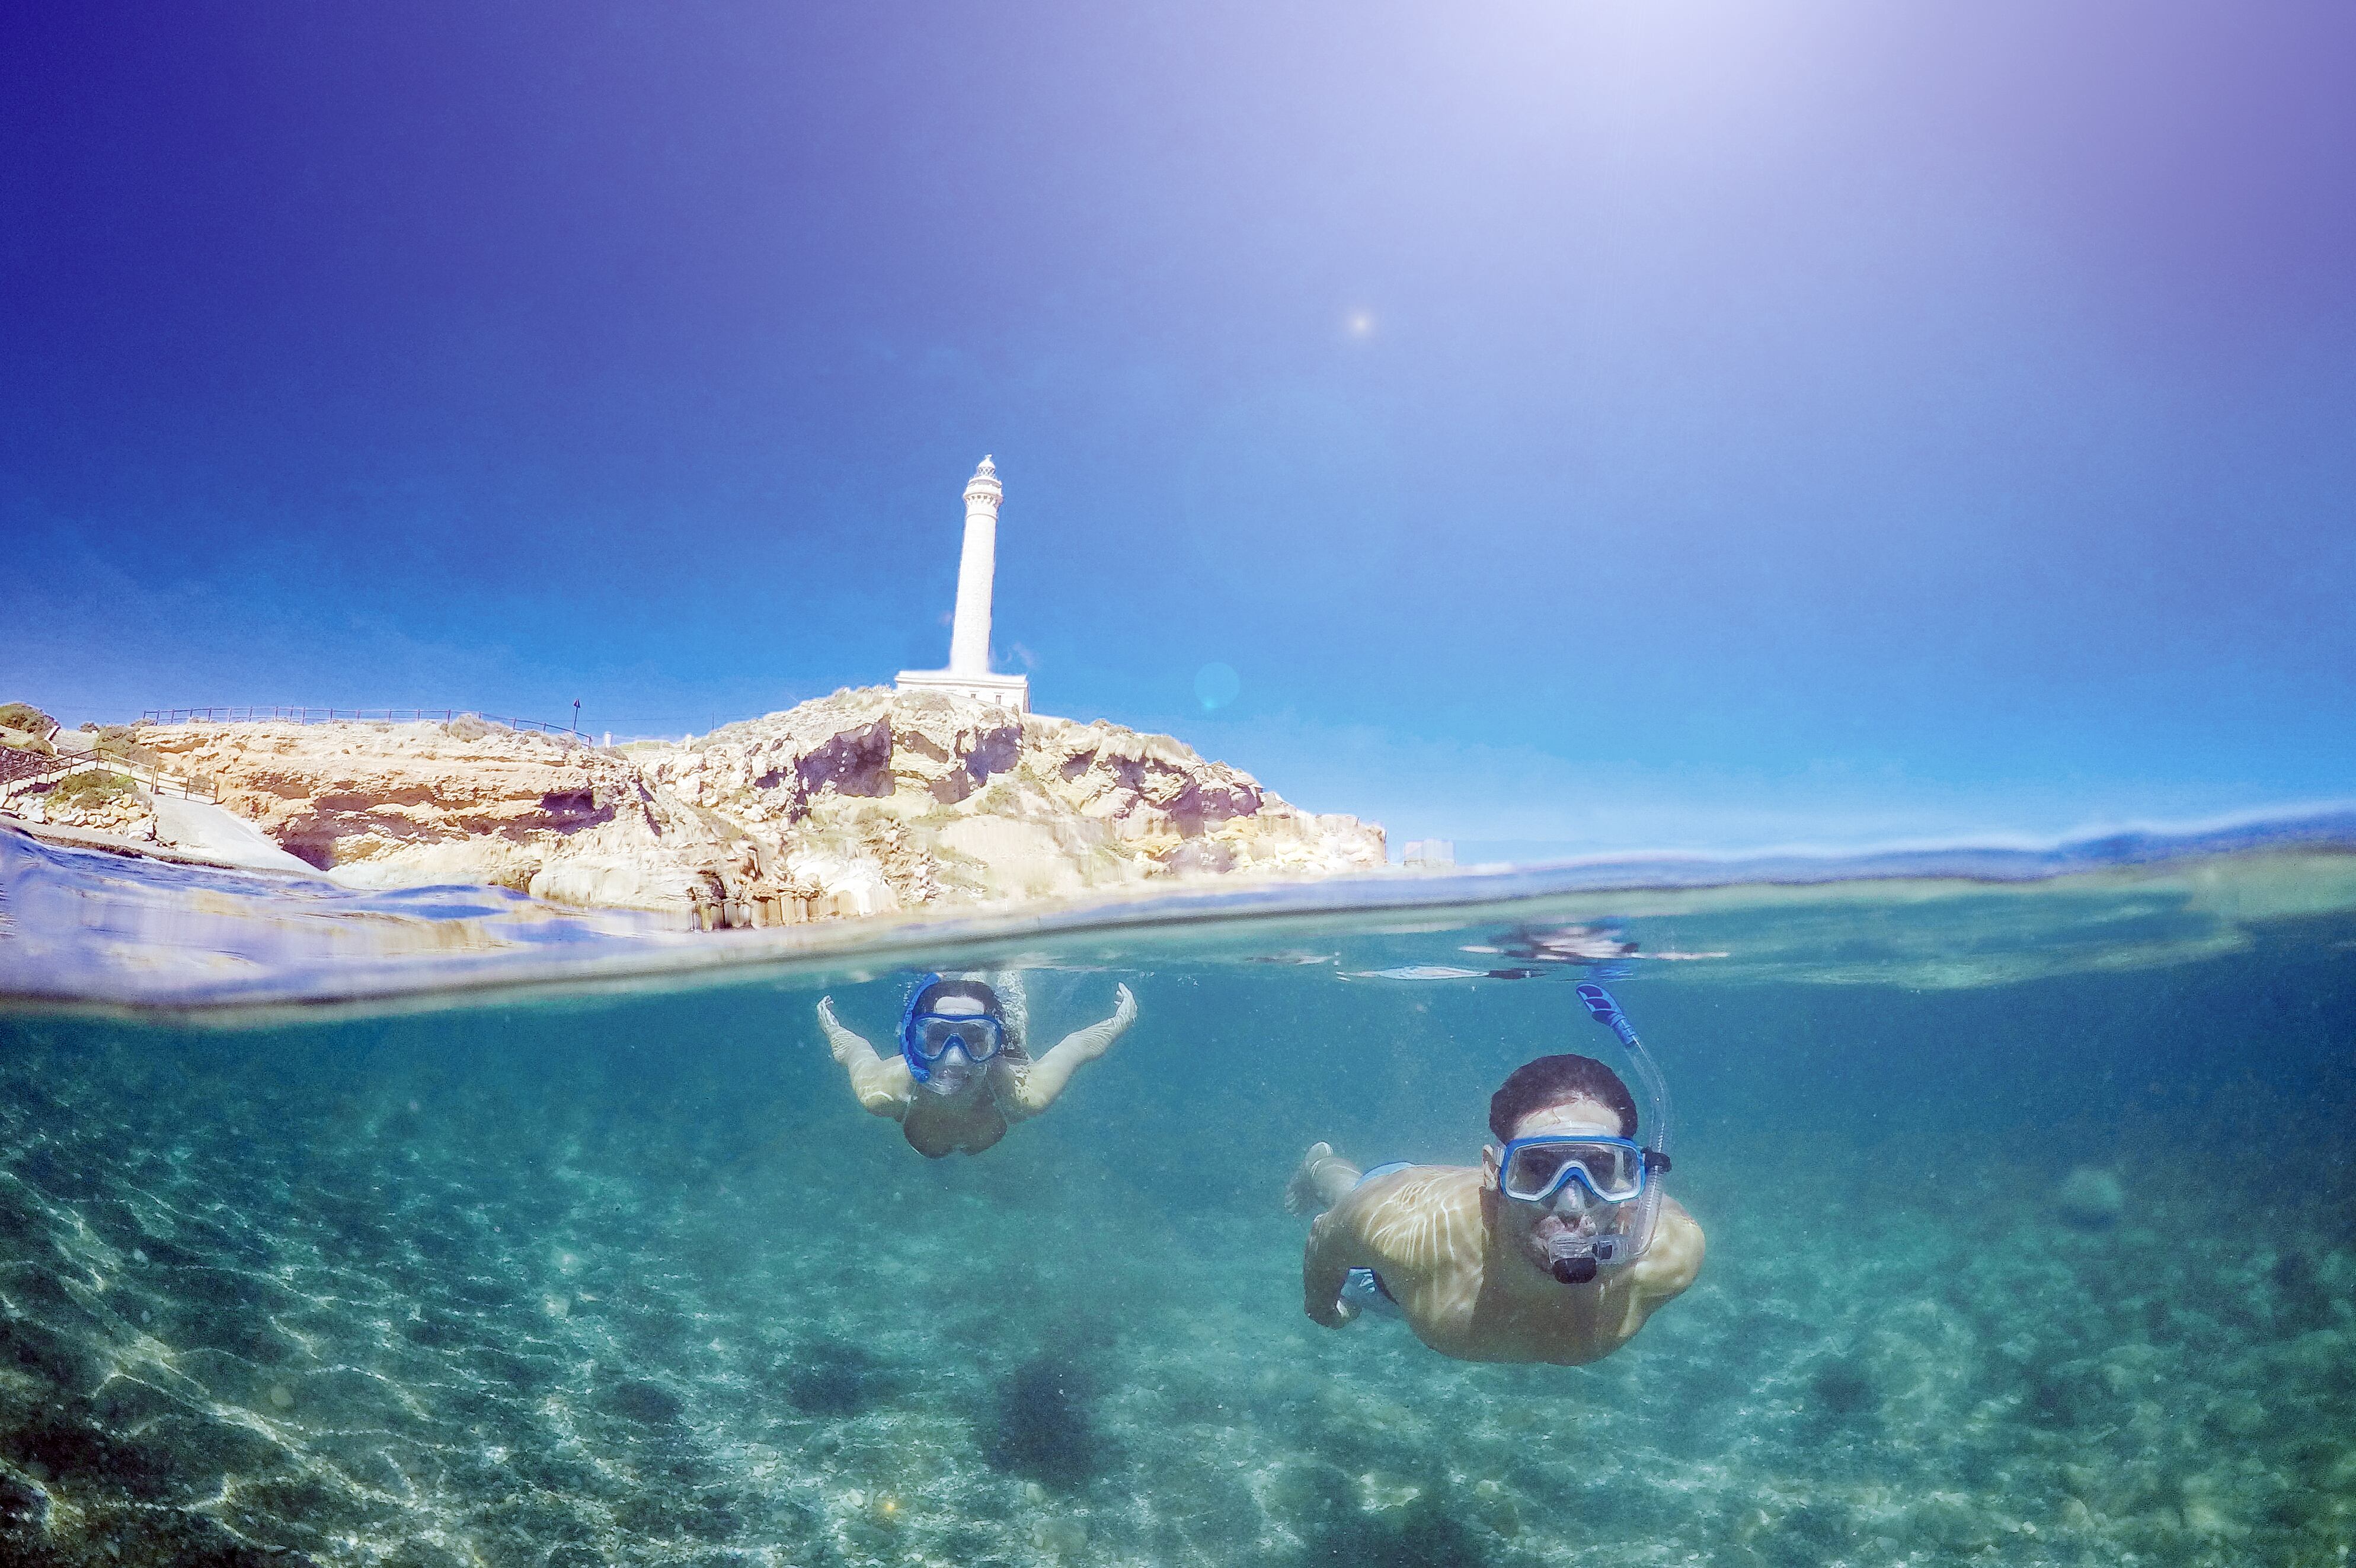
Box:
(896, 456), (1031, 713)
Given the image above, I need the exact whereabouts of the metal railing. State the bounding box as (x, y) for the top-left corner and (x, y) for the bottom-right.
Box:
(0, 744), (219, 804)
(139, 707), (592, 747)
(0, 745), (64, 792)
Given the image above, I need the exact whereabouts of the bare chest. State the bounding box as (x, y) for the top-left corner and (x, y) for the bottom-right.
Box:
(1403, 1262), (1636, 1367)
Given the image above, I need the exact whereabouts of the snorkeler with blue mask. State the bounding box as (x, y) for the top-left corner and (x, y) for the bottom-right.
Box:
(899, 977), (1008, 1097)
(816, 972), (1137, 1158)
(1285, 984), (1704, 1364)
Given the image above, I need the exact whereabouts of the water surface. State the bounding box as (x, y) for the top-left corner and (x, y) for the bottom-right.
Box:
(2, 820), (2352, 1566)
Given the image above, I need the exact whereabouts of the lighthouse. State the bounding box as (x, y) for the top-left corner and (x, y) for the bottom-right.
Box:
(896, 456), (1032, 713)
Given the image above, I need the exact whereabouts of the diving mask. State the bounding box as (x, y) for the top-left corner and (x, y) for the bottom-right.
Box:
(906, 1013), (1005, 1065)
(1497, 1134), (1655, 1205)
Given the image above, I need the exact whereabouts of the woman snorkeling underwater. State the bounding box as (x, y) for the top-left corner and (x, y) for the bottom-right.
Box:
(816, 972), (1137, 1157)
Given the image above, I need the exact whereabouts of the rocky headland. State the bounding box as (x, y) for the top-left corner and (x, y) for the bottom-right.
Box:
(98, 689), (1384, 925)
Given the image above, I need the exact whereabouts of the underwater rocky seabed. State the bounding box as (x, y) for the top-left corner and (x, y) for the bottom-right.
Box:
(1, 919), (2354, 1568)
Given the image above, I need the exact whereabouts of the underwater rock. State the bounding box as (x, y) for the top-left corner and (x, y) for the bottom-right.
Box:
(1810, 1357), (1877, 1418)
(1263, 1458), (1354, 1526)
(2179, 1470), (2249, 1538)
(604, 1378), (685, 1426)
(0, 1467), (48, 1529)
(2028, 1362), (2104, 1428)
(1030, 1514), (1088, 1556)
(1468, 1478), (1519, 1537)
(2269, 1247), (2339, 1330)
(0, 1412), (172, 1503)
(2209, 1390), (2268, 1438)
(1910, 1491), (1997, 1551)
(2055, 1166), (2127, 1230)
(1357, 1471), (1424, 1512)
(987, 1352), (1105, 1491)
(781, 1339), (894, 1417)
(1301, 1490), (1492, 1568)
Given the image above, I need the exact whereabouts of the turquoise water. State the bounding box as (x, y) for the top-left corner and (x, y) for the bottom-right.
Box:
(3, 823), (2355, 1566)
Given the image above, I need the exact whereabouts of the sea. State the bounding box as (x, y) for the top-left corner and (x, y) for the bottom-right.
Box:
(2, 816), (2352, 1568)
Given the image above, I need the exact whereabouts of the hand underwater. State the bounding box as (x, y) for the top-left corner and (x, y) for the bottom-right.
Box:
(1303, 1277), (1358, 1329)
(1066, 983), (1137, 1064)
(1091, 983), (1139, 1057)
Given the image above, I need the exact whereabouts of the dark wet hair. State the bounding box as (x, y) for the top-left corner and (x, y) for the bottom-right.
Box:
(1489, 1054), (1638, 1142)
(909, 977), (1002, 1018)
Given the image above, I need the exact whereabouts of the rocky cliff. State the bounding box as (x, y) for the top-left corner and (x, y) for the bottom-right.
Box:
(130, 689), (1385, 925)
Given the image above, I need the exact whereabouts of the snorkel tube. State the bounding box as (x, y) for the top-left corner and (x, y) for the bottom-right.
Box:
(1548, 982), (1674, 1285)
(899, 974), (943, 1083)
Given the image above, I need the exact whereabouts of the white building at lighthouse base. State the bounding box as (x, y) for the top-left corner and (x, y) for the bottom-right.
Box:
(893, 667), (1031, 712)
(896, 455), (1031, 714)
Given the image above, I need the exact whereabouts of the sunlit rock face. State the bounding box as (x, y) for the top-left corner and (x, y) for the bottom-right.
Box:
(640, 687), (1385, 916)
(133, 718), (747, 917)
(133, 692), (1385, 927)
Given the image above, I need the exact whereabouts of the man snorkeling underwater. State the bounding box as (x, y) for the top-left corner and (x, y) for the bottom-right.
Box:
(1287, 984), (1703, 1365)
(817, 973), (1137, 1158)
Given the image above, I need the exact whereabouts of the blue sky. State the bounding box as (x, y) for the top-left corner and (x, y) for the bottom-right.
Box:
(5, 3), (2351, 858)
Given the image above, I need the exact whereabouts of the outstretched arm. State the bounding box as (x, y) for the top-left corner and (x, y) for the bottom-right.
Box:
(1302, 1199), (1377, 1329)
(1005, 983), (1136, 1119)
(817, 997), (913, 1120)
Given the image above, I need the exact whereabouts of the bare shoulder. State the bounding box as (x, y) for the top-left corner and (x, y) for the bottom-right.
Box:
(1351, 1166), (1487, 1279)
(1633, 1198), (1705, 1301)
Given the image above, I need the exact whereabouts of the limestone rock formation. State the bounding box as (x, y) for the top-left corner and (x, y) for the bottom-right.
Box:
(129, 691), (1385, 926)
(8, 773), (156, 841)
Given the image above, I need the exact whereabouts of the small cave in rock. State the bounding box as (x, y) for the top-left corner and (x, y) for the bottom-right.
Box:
(537, 789), (610, 827)
(281, 838), (337, 872)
